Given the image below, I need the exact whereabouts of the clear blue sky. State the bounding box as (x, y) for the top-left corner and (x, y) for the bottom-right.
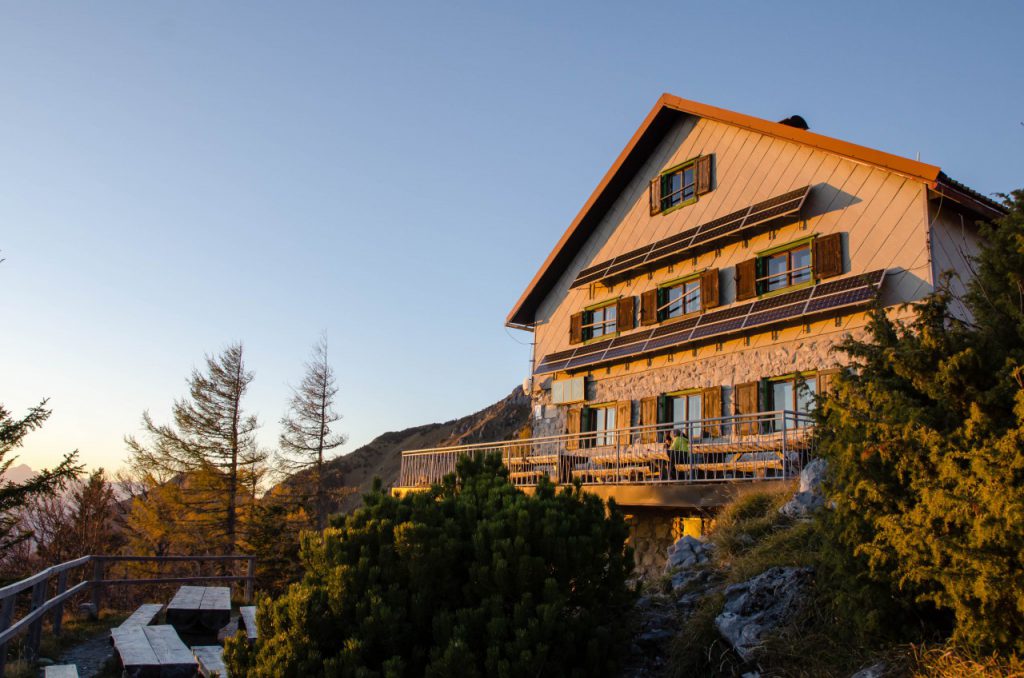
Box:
(3, 1), (1021, 473)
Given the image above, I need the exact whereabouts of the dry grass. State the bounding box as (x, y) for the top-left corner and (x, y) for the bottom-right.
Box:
(910, 643), (1024, 677)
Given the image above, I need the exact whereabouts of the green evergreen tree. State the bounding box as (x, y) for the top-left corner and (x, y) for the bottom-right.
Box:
(0, 400), (81, 553)
(817, 190), (1024, 653)
(225, 455), (635, 677)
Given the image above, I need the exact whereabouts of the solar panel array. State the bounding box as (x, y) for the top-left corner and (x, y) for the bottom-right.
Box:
(572, 185), (812, 288)
(535, 270), (885, 375)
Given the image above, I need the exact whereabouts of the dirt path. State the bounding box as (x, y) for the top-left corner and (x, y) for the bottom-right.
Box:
(55, 631), (114, 678)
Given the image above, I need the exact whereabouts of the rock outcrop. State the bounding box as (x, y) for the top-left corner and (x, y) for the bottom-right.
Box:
(715, 566), (813, 661)
(779, 458), (827, 519)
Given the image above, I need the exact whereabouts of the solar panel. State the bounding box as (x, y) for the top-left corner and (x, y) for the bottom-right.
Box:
(534, 269), (885, 375)
(749, 286), (814, 312)
(571, 185), (812, 288)
(805, 286), (877, 313)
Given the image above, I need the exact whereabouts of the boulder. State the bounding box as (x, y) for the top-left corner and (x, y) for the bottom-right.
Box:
(714, 566), (813, 661)
(779, 459), (828, 519)
(664, 535), (711, 573)
(850, 662), (886, 678)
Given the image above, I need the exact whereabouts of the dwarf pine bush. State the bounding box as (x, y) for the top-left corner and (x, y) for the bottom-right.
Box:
(817, 191), (1024, 653)
(225, 454), (634, 677)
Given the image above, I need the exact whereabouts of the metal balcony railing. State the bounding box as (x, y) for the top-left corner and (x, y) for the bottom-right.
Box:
(397, 410), (815, 489)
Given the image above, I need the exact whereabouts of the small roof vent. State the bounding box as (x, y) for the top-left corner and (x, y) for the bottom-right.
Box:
(777, 115), (809, 130)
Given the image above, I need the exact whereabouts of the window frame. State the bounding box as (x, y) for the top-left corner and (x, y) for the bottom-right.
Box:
(657, 272), (703, 322)
(767, 371), (818, 430)
(659, 159), (698, 214)
(581, 402), (617, 448)
(754, 236), (816, 298)
(581, 298), (619, 343)
(665, 388), (704, 439)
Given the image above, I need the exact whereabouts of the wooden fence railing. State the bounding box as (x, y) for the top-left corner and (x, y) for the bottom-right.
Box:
(0, 554), (256, 674)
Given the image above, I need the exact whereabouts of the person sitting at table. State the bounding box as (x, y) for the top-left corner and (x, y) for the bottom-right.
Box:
(669, 428), (690, 480)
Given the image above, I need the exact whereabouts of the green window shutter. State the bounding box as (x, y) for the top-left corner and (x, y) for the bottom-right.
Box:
(758, 378), (772, 411)
(657, 394), (668, 424)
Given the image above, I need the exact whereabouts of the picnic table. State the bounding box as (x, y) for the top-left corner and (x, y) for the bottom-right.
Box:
(166, 585), (231, 635)
(110, 624), (197, 678)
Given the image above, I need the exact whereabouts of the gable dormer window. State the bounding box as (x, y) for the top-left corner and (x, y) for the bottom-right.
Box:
(649, 154), (713, 216)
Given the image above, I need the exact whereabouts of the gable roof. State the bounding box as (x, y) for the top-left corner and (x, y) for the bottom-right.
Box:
(506, 93), (1002, 328)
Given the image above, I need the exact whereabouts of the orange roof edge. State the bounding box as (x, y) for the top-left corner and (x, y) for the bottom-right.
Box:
(506, 93), (945, 328)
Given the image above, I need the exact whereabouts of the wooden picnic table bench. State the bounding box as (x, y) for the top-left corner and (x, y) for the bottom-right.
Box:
(117, 603), (164, 630)
(110, 624), (197, 678)
(166, 585), (231, 635)
(193, 645), (228, 677)
(238, 605), (258, 642)
(44, 667), (79, 678)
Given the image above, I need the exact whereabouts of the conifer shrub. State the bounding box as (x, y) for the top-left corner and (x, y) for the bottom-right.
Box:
(816, 191), (1024, 653)
(225, 454), (634, 677)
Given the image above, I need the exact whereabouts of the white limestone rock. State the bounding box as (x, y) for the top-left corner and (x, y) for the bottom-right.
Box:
(714, 566), (813, 661)
(850, 662), (886, 678)
(779, 458), (828, 519)
(664, 535), (711, 573)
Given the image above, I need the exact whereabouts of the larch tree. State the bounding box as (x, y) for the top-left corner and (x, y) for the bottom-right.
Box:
(278, 335), (347, 531)
(125, 343), (266, 554)
(0, 400), (82, 552)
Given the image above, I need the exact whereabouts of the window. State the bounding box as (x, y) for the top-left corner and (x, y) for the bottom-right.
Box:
(660, 276), (701, 320)
(582, 404), (616, 448)
(667, 391), (702, 439)
(582, 302), (617, 341)
(551, 377), (585, 405)
(648, 155), (713, 216)
(769, 374), (817, 430)
(757, 240), (813, 295)
(661, 161), (696, 211)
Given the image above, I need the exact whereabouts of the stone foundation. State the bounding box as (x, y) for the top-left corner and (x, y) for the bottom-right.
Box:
(626, 507), (712, 578)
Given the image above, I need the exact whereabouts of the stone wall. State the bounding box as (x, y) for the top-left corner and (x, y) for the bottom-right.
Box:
(531, 328), (869, 439)
(627, 507), (710, 578)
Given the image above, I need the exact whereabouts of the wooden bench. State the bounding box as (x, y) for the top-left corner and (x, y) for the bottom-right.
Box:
(238, 605), (258, 642)
(116, 603), (164, 630)
(111, 624), (197, 678)
(44, 667), (79, 678)
(166, 585), (231, 635)
(677, 459), (785, 474)
(572, 465), (657, 482)
(194, 645), (228, 677)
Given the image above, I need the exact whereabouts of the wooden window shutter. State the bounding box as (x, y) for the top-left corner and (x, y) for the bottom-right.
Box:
(566, 406), (581, 451)
(640, 396), (658, 443)
(735, 258), (758, 301)
(617, 296), (635, 332)
(701, 386), (722, 437)
(813, 233), (844, 279)
(616, 400), (632, 447)
(569, 312), (584, 345)
(641, 289), (660, 326)
(648, 177), (662, 216)
(700, 268), (720, 310)
(695, 155), (713, 195)
(734, 382), (759, 435)
(817, 367), (842, 399)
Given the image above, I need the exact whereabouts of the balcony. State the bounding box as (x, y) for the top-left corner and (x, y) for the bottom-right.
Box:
(396, 411), (814, 506)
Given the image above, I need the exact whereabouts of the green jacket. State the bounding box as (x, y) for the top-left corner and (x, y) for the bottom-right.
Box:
(670, 435), (689, 453)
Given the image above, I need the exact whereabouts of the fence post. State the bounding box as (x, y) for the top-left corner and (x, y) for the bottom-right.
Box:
(92, 558), (105, 615)
(52, 569), (69, 636)
(26, 580), (46, 662)
(244, 558), (255, 604)
(0, 594), (15, 675)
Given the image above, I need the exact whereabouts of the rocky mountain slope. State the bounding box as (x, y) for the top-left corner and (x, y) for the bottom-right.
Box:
(280, 387), (531, 515)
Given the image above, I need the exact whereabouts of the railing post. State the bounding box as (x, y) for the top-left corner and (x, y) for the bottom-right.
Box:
(52, 568), (69, 637)
(0, 594), (15, 675)
(244, 557), (255, 604)
(26, 579), (46, 662)
(92, 557), (105, 615)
